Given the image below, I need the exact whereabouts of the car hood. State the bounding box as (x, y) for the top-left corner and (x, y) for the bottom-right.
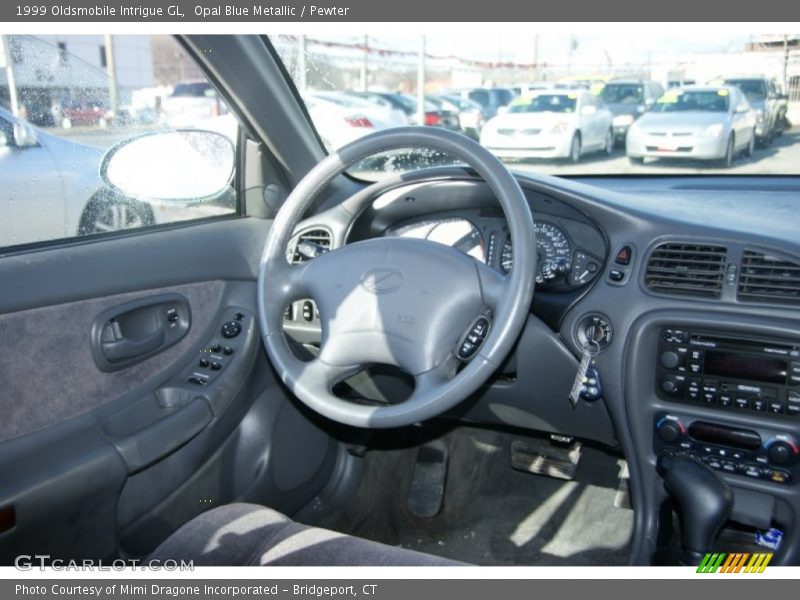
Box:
(605, 103), (644, 117)
(635, 111), (729, 131)
(487, 111), (576, 130)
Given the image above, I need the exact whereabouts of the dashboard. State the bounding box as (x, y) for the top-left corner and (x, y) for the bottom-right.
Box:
(284, 170), (800, 566)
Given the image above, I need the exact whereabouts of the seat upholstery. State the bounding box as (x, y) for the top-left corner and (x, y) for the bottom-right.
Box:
(148, 503), (460, 566)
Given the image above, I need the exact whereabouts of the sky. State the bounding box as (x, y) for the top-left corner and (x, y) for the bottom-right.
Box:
(310, 29), (788, 70)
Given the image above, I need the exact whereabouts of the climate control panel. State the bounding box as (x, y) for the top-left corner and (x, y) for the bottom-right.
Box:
(654, 413), (799, 485)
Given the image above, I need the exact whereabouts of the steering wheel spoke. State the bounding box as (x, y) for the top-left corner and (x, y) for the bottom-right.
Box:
(475, 260), (510, 313)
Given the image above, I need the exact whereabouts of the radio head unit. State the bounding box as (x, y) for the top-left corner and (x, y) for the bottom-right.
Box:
(656, 328), (800, 417)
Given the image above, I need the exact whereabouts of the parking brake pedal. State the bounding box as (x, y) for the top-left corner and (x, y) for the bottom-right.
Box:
(511, 437), (582, 481)
(407, 440), (449, 518)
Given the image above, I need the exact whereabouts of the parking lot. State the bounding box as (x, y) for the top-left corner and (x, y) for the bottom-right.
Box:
(506, 127), (800, 176)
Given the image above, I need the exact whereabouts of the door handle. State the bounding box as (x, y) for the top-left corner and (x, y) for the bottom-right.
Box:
(91, 293), (192, 372)
(102, 327), (166, 362)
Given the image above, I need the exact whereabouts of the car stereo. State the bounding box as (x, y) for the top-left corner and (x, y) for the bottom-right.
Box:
(656, 328), (800, 417)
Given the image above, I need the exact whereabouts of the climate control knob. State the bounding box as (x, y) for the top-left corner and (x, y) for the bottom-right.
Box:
(657, 418), (684, 443)
(767, 440), (799, 466)
(660, 349), (682, 370)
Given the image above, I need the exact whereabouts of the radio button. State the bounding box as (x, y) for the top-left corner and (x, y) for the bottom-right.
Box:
(660, 350), (683, 369)
(769, 401), (786, 414)
(788, 404), (800, 416)
(703, 392), (718, 404)
(702, 381), (719, 393)
(735, 397), (751, 410)
(790, 362), (800, 375)
(719, 394), (734, 408)
(689, 362), (702, 374)
(690, 350), (703, 361)
(752, 398), (767, 412)
(688, 380), (701, 401)
(788, 390), (800, 403)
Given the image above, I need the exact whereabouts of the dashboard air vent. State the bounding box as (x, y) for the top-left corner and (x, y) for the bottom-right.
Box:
(645, 242), (727, 298)
(291, 228), (332, 263)
(738, 250), (800, 306)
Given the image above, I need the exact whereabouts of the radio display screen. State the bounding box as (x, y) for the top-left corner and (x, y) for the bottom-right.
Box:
(704, 351), (787, 384)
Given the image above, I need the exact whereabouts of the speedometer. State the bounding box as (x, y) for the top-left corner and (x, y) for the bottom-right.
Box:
(391, 218), (485, 261)
(500, 222), (572, 283)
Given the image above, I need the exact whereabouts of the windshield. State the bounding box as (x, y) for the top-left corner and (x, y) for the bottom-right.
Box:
(651, 90), (729, 112)
(601, 84), (644, 104)
(272, 31), (799, 177)
(723, 79), (768, 100)
(508, 95), (577, 113)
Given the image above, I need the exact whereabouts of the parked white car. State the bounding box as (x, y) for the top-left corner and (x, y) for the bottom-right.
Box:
(303, 93), (399, 150)
(307, 92), (407, 130)
(160, 81), (228, 128)
(480, 91), (614, 162)
(626, 85), (757, 167)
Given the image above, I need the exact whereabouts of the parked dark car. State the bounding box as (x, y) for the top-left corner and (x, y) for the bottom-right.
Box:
(447, 87), (516, 119)
(599, 79), (665, 143)
(720, 76), (788, 146)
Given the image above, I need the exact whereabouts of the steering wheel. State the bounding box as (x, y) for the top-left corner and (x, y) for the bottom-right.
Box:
(257, 127), (536, 428)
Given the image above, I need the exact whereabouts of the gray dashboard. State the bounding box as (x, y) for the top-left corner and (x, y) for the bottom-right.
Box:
(289, 168), (800, 565)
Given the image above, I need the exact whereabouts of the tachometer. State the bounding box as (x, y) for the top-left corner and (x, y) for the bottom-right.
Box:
(500, 222), (572, 283)
(391, 218), (485, 261)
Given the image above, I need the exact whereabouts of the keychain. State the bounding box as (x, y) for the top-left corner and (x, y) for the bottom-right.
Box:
(569, 338), (600, 407)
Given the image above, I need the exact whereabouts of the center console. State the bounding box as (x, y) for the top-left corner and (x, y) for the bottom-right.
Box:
(656, 328), (800, 416)
(653, 327), (800, 486)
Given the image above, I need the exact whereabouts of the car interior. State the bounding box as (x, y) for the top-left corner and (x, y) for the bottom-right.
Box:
(2, 34), (800, 567)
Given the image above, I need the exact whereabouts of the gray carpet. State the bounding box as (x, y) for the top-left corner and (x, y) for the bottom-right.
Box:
(297, 426), (633, 566)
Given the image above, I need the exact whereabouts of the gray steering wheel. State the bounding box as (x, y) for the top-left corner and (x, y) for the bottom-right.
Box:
(257, 127), (536, 428)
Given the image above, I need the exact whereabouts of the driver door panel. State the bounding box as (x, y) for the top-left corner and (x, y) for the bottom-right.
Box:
(0, 219), (339, 562)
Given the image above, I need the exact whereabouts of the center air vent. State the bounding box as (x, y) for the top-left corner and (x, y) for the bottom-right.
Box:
(645, 242), (727, 298)
(738, 250), (800, 306)
(290, 228), (332, 263)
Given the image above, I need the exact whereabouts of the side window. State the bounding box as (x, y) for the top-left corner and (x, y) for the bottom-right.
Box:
(0, 35), (239, 250)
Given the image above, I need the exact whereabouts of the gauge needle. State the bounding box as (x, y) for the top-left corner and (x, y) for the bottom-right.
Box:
(577, 270), (589, 281)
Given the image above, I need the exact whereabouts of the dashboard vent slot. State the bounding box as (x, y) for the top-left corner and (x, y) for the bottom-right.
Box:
(645, 243), (727, 298)
(738, 250), (800, 305)
(291, 228), (332, 263)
